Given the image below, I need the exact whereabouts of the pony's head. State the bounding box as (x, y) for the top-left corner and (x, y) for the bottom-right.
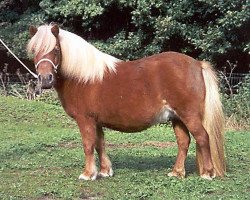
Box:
(28, 24), (61, 89)
(28, 24), (121, 88)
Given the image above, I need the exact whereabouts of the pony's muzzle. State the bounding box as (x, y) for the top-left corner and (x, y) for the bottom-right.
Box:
(37, 73), (54, 89)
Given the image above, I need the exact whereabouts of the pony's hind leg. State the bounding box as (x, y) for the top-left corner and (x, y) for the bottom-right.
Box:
(96, 127), (113, 178)
(76, 118), (98, 180)
(168, 119), (190, 178)
(183, 117), (215, 180)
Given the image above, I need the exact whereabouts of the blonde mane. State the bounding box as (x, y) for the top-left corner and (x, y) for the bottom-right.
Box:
(27, 25), (121, 83)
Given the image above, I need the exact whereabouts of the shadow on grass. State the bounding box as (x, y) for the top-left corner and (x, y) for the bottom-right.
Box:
(110, 154), (197, 175)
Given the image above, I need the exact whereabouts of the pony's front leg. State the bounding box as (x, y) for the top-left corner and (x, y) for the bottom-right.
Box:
(76, 117), (98, 180)
(168, 119), (190, 178)
(96, 127), (113, 178)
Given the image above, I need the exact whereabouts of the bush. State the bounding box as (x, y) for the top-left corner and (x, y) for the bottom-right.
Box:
(0, 0), (249, 71)
(221, 74), (250, 130)
(0, 83), (27, 98)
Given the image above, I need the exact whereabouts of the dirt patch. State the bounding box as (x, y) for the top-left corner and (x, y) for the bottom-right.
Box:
(79, 192), (102, 200)
(143, 141), (176, 148)
(37, 194), (55, 200)
(107, 141), (176, 149)
(58, 141), (81, 149)
(57, 140), (176, 149)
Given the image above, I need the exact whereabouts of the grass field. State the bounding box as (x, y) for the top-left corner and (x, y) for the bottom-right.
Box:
(0, 96), (249, 200)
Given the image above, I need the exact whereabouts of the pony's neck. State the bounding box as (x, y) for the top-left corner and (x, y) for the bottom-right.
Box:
(59, 29), (121, 83)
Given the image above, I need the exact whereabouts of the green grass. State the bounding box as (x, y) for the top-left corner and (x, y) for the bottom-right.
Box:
(0, 96), (249, 200)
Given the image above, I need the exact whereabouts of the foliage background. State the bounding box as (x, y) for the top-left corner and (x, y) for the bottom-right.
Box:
(0, 0), (249, 72)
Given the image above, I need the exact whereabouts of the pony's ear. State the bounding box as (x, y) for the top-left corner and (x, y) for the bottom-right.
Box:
(29, 25), (37, 37)
(51, 24), (59, 37)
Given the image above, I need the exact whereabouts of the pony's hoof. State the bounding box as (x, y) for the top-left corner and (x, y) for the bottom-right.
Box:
(99, 168), (114, 178)
(200, 174), (212, 180)
(200, 172), (216, 180)
(79, 171), (98, 181)
(168, 170), (185, 178)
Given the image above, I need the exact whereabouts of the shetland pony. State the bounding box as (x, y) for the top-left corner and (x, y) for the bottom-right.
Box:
(27, 24), (225, 180)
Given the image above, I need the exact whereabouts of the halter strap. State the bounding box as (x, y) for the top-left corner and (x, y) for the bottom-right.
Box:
(35, 58), (59, 71)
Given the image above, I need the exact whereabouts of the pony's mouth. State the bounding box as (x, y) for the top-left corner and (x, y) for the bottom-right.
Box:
(40, 84), (53, 89)
(37, 74), (55, 89)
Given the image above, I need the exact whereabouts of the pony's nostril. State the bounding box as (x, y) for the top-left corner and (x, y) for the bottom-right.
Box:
(48, 74), (53, 83)
(38, 74), (42, 82)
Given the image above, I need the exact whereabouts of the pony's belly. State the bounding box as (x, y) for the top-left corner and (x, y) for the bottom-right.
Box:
(102, 123), (153, 133)
(100, 105), (176, 132)
(100, 110), (157, 132)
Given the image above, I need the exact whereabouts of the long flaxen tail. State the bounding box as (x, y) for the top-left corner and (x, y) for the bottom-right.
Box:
(198, 61), (226, 177)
